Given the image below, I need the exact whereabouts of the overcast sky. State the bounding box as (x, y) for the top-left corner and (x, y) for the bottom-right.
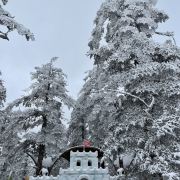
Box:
(0, 0), (180, 118)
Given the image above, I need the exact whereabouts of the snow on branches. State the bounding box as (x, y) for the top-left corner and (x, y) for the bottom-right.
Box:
(4, 58), (74, 176)
(0, 0), (34, 40)
(69, 0), (180, 178)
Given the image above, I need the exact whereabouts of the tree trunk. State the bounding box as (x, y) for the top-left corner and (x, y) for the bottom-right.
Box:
(36, 115), (47, 176)
(36, 80), (51, 175)
(36, 144), (45, 176)
(81, 117), (85, 142)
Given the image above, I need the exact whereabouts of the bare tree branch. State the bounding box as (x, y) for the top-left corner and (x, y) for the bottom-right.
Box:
(107, 156), (118, 175)
(49, 155), (65, 175)
(0, 30), (9, 40)
(26, 152), (37, 166)
(155, 31), (176, 45)
(117, 91), (155, 117)
(120, 92), (150, 108)
(48, 157), (59, 175)
(91, 89), (155, 116)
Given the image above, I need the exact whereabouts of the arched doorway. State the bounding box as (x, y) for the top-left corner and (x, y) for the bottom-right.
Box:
(79, 175), (89, 180)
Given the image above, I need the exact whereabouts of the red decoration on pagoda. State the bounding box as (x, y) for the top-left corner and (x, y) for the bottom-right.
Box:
(83, 139), (92, 147)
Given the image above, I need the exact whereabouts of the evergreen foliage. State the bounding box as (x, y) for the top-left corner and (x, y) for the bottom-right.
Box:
(68, 0), (180, 179)
(0, 72), (6, 107)
(0, 1), (34, 176)
(3, 58), (74, 177)
(0, 0), (34, 40)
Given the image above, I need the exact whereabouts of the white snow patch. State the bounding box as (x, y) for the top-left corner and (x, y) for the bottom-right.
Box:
(114, 158), (119, 167)
(42, 157), (53, 168)
(149, 0), (158, 6)
(163, 172), (180, 180)
(117, 168), (124, 176)
(136, 0), (158, 6)
(100, 19), (109, 47)
(110, 155), (113, 161)
(101, 157), (105, 164)
(117, 86), (125, 97)
(123, 154), (134, 168)
(172, 160), (180, 165)
(41, 168), (48, 176)
(173, 152), (180, 158)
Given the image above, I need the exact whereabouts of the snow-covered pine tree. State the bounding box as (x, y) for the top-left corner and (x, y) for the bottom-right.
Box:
(0, 1), (34, 177)
(0, 71), (6, 176)
(0, 72), (6, 107)
(0, 110), (33, 180)
(7, 58), (74, 176)
(0, 0), (34, 40)
(69, 0), (180, 179)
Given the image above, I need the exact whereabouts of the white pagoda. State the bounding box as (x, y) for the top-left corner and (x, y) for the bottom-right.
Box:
(59, 149), (110, 180)
(30, 146), (116, 180)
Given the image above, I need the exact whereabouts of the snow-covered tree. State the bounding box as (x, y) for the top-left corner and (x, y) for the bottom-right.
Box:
(7, 58), (74, 176)
(0, 71), (7, 177)
(0, 1), (34, 177)
(0, 72), (6, 107)
(69, 0), (180, 179)
(0, 0), (34, 40)
(0, 109), (35, 179)
(0, 72), (6, 154)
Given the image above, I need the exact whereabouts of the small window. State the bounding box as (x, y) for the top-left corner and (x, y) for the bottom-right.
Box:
(77, 160), (81, 166)
(88, 160), (92, 166)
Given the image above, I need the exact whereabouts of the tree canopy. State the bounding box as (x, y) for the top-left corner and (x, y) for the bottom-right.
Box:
(69, 0), (180, 179)
(0, 0), (34, 40)
(2, 58), (74, 177)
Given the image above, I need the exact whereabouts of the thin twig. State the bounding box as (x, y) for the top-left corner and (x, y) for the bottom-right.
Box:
(48, 157), (59, 174)
(92, 89), (155, 116)
(155, 31), (176, 45)
(0, 30), (9, 40)
(26, 152), (37, 166)
(120, 91), (150, 108)
(92, 89), (154, 109)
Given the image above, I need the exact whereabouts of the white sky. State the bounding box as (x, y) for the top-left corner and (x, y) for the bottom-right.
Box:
(0, 0), (180, 119)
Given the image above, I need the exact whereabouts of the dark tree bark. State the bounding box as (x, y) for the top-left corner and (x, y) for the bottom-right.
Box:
(36, 144), (45, 176)
(81, 117), (85, 143)
(36, 114), (47, 176)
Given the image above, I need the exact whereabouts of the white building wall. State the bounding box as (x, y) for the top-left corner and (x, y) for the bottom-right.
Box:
(30, 150), (115, 180)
